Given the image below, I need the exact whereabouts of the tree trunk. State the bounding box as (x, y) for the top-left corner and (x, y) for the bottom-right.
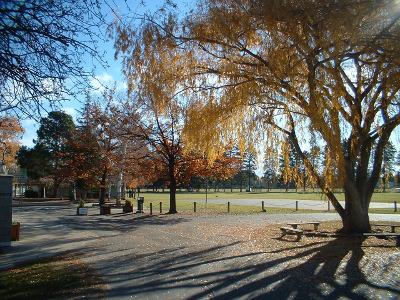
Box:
(382, 177), (386, 192)
(341, 193), (371, 233)
(168, 159), (177, 214)
(169, 179), (177, 213)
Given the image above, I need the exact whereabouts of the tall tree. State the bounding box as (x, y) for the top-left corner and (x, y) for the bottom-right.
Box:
(0, 117), (23, 169)
(35, 111), (75, 196)
(0, 0), (104, 117)
(81, 91), (148, 207)
(115, 0), (400, 232)
(381, 141), (396, 192)
(242, 150), (257, 191)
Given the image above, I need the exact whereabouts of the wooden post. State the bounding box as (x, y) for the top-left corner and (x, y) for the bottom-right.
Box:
(395, 201), (397, 212)
(262, 201), (266, 212)
(228, 202), (230, 213)
(150, 203), (153, 215)
(295, 201), (298, 211)
(194, 201), (197, 212)
(160, 202), (162, 214)
(328, 201), (330, 211)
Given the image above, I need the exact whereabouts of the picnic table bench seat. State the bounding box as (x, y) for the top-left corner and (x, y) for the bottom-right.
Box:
(361, 232), (400, 246)
(280, 227), (303, 241)
(287, 222), (320, 231)
(371, 224), (400, 233)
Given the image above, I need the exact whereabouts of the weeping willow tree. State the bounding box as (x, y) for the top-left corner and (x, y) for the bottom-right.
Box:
(113, 0), (400, 232)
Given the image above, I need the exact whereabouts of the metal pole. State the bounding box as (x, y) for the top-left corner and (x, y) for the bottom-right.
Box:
(194, 201), (197, 212)
(395, 201), (397, 212)
(262, 201), (266, 212)
(160, 202), (162, 214)
(150, 203), (153, 215)
(296, 201), (298, 211)
(328, 201), (330, 211)
(228, 202), (230, 213)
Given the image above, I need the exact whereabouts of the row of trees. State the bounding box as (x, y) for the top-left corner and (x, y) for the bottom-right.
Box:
(2, 0), (400, 232)
(109, 0), (400, 232)
(263, 140), (400, 192)
(17, 89), (261, 212)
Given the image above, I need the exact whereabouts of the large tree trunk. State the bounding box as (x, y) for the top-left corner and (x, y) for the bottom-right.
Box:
(340, 185), (371, 233)
(168, 159), (177, 214)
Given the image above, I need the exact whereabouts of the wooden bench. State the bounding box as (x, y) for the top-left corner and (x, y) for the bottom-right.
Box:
(362, 232), (400, 246)
(280, 227), (303, 241)
(372, 224), (400, 233)
(287, 222), (320, 231)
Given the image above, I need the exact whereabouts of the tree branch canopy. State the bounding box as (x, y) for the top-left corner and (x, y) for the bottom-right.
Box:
(112, 0), (400, 232)
(0, 0), (105, 117)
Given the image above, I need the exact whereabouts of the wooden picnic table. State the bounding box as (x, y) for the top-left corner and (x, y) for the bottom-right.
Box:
(280, 227), (303, 241)
(371, 224), (400, 233)
(362, 232), (400, 246)
(287, 222), (320, 231)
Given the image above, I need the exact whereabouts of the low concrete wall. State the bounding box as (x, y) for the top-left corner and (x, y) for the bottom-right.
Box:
(0, 175), (13, 247)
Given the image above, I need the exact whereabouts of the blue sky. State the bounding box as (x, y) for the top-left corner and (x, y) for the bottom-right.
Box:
(20, 0), (195, 147)
(18, 0), (400, 176)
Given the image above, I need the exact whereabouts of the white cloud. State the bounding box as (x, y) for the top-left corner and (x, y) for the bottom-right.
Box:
(90, 72), (114, 94)
(90, 72), (127, 95)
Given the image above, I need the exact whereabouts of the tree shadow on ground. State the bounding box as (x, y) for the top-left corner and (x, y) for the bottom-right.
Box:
(60, 214), (189, 233)
(101, 237), (399, 299)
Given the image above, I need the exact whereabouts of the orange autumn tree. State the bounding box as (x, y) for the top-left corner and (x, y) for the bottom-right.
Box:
(114, 0), (400, 233)
(77, 90), (149, 207)
(118, 97), (198, 213)
(0, 116), (23, 168)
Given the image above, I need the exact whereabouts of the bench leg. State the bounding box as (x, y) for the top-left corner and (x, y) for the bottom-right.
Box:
(314, 224), (318, 231)
(391, 227), (395, 233)
(396, 236), (400, 247)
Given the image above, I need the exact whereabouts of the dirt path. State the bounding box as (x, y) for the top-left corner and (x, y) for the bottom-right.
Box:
(2, 206), (399, 299)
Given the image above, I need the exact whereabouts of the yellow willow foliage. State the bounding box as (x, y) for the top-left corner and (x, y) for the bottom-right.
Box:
(323, 149), (337, 190)
(113, 0), (400, 206)
(306, 167), (318, 189)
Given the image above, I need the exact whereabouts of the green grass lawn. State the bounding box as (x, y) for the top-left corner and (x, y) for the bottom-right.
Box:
(131, 190), (400, 203)
(127, 198), (399, 215)
(0, 257), (104, 300)
(137, 199), (325, 214)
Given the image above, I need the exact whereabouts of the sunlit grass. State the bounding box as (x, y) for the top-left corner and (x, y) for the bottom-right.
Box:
(129, 190), (400, 203)
(0, 257), (104, 300)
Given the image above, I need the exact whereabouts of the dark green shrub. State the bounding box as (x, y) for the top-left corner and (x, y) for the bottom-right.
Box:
(24, 189), (39, 198)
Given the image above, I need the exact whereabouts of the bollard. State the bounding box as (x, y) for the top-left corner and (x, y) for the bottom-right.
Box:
(160, 202), (162, 214)
(150, 203), (153, 215)
(262, 201), (266, 212)
(295, 201), (298, 211)
(328, 201), (330, 211)
(395, 201), (398, 212)
(228, 202), (230, 213)
(194, 201), (197, 212)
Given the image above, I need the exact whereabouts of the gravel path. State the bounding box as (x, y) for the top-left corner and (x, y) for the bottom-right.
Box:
(1, 205), (399, 299)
